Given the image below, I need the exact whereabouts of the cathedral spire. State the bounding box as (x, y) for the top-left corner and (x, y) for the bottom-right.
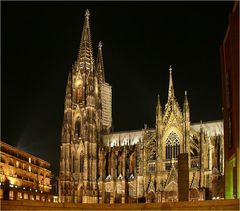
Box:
(96, 41), (105, 84)
(183, 90), (190, 154)
(184, 90), (189, 109)
(168, 65), (175, 100)
(77, 9), (94, 72)
(183, 91), (190, 122)
(65, 72), (72, 109)
(156, 94), (162, 138)
(156, 94), (162, 120)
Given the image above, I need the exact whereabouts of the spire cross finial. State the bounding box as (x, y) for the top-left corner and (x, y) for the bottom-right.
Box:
(157, 94), (160, 105)
(200, 120), (203, 129)
(85, 9), (90, 18)
(168, 65), (174, 100)
(98, 41), (102, 49)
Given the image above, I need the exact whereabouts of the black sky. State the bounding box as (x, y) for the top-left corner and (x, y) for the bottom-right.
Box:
(1, 1), (233, 175)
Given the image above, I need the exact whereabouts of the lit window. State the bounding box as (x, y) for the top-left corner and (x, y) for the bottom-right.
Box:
(29, 158), (31, 163)
(165, 163), (172, 171)
(165, 132), (180, 160)
(23, 193), (28, 199)
(148, 163), (156, 172)
(29, 166), (31, 172)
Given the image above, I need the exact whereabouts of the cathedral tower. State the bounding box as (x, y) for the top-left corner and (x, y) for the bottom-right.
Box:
(59, 9), (107, 203)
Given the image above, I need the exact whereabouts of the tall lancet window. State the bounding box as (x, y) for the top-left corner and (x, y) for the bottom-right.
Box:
(166, 140), (172, 160)
(75, 77), (83, 104)
(75, 117), (81, 140)
(165, 132), (180, 160)
(80, 152), (84, 173)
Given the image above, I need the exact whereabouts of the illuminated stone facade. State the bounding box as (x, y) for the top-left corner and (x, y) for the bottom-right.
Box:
(100, 82), (112, 133)
(221, 1), (239, 199)
(59, 10), (224, 203)
(0, 141), (53, 201)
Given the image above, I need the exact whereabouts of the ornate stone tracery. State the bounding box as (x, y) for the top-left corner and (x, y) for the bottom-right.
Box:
(59, 10), (224, 204)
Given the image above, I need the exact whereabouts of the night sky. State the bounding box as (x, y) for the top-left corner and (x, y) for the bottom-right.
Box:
(2, 2), (233, 175)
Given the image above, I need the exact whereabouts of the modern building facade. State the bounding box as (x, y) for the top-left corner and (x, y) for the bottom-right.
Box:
(59, 10), (224, 203)
(0, 141), (54, 201)
(221, 1), (239, 199)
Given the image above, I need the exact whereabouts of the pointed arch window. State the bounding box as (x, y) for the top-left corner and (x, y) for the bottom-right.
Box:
(75, 77), (83, 104)
(80, 152), (84, 173)
(75, 118), (81, 140)
(166, 132), (180, 160)
(149, 139), (157, 161)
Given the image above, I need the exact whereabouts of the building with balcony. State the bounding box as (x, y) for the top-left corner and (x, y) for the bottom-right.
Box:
(0, 140), (55, 202)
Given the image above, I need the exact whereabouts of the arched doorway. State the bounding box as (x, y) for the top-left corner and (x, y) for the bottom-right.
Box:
(115, 193), (122, 203)
(166, 190), (178, 202)
(164, 181), (178, 202)
(147, 191), (155, 203)
(190, 188), (200, 201)
(78, 186), (84, 203)
(104, 191), (110, 203)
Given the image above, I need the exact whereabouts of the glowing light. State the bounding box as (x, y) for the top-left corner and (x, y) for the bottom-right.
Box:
(75, 79), (82, 86)
(30, 188), (32, 191)
(23, 187), (25, 190)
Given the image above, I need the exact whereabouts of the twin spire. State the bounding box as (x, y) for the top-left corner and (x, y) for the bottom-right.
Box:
(96, 41), (105, 84)
(78, 9), (93, 67)
(79, 9), (188, 121)
(77, 9), (105, 82)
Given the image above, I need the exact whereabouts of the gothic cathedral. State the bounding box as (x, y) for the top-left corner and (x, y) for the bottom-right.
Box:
(59, 10), (224, 203)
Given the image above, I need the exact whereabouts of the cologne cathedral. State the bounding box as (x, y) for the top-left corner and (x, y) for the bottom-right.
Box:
(59, 10), (224, 203)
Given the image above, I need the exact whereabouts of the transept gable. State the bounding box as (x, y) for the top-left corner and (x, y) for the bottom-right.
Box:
(163, 65), (183, 128)
(163, 114), (182, 135)
(163, 98), (183, 128)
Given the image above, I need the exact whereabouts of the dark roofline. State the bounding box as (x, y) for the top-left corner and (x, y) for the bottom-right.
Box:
(0, 140), (50, 166)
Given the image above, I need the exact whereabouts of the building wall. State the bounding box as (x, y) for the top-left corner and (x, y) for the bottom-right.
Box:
(99, 121), (224, 203)
(0, 141), (53, 201)
(221, 1), (239, 199)
(1, 198), (239, 210)
(101, 82), (112, 133)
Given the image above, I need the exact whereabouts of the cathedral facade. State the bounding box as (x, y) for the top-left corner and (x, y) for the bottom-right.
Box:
(59, 10), (224, 203)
